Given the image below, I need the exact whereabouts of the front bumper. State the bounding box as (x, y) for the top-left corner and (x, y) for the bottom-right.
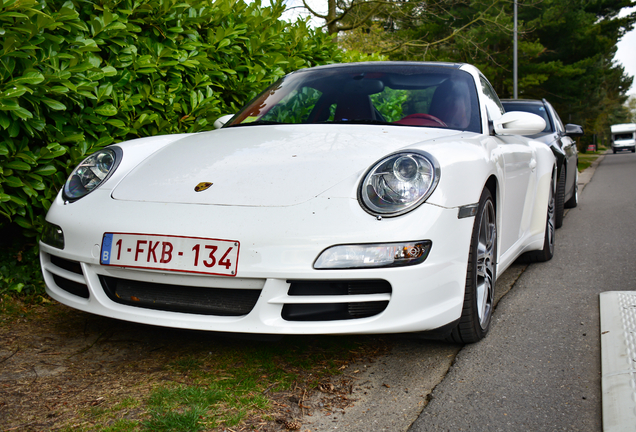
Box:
(612, 142), (635, 151)
(40, 190), (474, 335)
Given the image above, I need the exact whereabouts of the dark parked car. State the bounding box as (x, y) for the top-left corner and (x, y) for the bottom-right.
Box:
(501, 99), (583, 229)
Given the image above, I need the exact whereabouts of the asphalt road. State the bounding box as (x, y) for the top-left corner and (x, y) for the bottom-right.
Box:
(307, 151), (636, 432)
(410, 151), (636, 431)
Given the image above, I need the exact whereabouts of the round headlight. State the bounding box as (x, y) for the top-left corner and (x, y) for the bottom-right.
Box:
(359, 150), (440, 216)
(63, 147), (122, 201)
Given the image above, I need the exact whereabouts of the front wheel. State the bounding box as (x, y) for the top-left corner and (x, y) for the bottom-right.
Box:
(448, 188), (497, 344)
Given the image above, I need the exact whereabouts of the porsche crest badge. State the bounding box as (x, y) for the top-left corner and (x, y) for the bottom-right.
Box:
(194, 182), (213, 192)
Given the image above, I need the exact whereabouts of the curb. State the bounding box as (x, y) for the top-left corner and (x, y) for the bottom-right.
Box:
(600, 291), (636, 432)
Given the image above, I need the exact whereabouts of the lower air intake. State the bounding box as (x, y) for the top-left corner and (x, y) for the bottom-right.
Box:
(100, 276), (260, 316)
(282, 279), (391, 321)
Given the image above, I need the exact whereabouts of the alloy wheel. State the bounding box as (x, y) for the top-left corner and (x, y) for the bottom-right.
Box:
(476, 200), (496, 329)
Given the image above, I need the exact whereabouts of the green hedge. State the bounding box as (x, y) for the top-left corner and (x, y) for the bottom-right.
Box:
(0, 0), (382, 236)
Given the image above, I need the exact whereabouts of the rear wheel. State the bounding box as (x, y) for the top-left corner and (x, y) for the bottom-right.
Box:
(564, 167), (578, 208)
(555, 168), (565, 229)
(519, 173), (555, 263)
(448, 188), (496, 343)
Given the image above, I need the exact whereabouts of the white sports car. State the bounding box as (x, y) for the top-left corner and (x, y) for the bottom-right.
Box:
(40, 62), (553, 343)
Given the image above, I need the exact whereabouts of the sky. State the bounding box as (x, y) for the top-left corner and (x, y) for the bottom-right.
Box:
(283, 1), (636, 96)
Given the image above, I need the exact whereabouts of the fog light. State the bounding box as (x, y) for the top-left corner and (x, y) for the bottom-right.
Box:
(41, 222), (64, 249)
(314, 241), (432, 269)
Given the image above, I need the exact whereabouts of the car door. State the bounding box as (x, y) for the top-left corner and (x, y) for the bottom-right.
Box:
(480, 78), (537, 260)
(546, 101), (577, 196)
(497, 136), (537, 258)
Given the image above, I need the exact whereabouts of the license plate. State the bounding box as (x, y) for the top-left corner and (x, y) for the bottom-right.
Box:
(100, 233), (239, 276)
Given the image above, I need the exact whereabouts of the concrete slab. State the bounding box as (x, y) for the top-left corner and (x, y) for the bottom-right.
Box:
(600, 291), (636, 431)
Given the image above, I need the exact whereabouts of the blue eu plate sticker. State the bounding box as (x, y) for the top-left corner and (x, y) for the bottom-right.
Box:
(101, 233), (113, 265)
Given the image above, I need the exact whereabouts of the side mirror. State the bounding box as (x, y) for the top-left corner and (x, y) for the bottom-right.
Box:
(493, 111), (546, 136)
(213, 114), (234, 129)
(565, 123), (584, 137)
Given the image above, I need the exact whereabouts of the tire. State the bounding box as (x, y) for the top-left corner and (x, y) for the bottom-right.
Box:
(555, 167), (565, 229)
(564, 167), (578, 208)
(613, 148), (617, 154)
(518, 173), (555, 263)
(448, 188), (497, 344)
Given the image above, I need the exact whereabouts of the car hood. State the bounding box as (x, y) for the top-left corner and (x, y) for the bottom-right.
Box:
(112, 124), (462, 207)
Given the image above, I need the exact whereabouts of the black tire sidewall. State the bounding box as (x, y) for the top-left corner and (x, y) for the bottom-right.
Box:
(555, 168), (565, 228)
(450, 187), (497, 343)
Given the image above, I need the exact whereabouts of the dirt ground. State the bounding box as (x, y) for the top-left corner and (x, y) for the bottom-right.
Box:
(0, 298), (382, 431)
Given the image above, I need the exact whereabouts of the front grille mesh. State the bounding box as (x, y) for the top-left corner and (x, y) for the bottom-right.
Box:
(100, 276), (260, 316)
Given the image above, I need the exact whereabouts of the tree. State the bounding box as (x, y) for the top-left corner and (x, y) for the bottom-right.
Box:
(301, 0), (389, 36)
(302, 0), (504, 49)
(628, 95), (636, 122)
(511, 0), (636, 148)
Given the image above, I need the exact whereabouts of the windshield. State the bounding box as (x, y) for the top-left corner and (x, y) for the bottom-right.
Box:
(614, 133), (634, 141)
(225, 64), (481, 133)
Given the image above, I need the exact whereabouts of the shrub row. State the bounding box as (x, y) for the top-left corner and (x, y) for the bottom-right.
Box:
(0, 0), (381, 236)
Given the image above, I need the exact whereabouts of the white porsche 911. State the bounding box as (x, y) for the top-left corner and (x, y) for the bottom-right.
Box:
(40, 62), (554, 343)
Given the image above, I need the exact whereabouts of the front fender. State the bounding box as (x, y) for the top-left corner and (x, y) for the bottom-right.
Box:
(419, 135), (500, 210)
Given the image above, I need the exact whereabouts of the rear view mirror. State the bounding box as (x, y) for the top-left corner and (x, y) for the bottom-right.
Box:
(343, 78), (384, 95)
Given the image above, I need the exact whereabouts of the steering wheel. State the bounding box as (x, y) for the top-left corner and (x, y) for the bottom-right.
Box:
(394, 113), (447, 127)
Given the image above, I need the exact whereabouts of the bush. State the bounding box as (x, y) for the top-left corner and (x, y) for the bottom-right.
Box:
(0, 0), (382, 236)
(0, 226), (43, 298)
